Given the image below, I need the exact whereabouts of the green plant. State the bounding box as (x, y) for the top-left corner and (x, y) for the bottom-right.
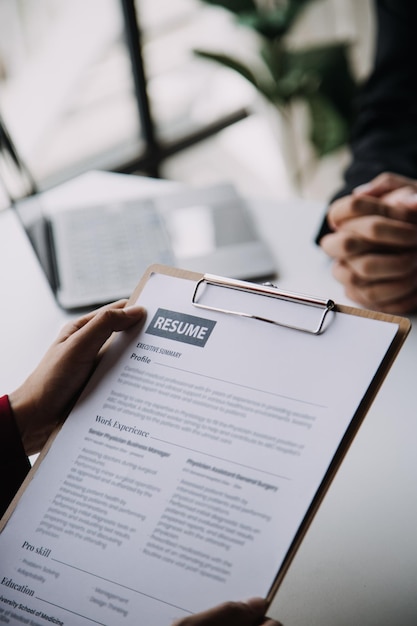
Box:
(194, 0), (357, 158)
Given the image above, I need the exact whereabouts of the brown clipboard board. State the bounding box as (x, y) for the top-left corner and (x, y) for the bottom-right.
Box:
(0, 263), (412, 609)
(128, 264), (412, 604)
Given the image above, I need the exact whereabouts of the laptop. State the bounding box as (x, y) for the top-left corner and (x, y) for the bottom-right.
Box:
(12, 177), (276, 310)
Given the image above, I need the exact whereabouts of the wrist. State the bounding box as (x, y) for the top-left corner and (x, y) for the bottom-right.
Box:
(8, 386), (30, 443)
(8, 382), (45, 456)
(1, 392), (31, 456)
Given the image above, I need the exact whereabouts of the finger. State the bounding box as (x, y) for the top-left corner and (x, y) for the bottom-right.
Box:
(379, 187), (417, 222)
(328, 195), (417, 230)
(60, 304), (146, 358)
(349, 284), (417, 315)
(353, 172), (417, 198)
(320, 231), (380, 259)
(377, 290), (417, 314)
(401, 192), (417, 209)
(327, 195), (357, 229)
(247, 598), (282, 624)
(328, 196), (395, 229)
(171, 599), (282, 626)
(58, 300), (129, 341)
(339, 215), (417, 247)
(332, 261), (417, 311)
(342, 250), (417, 281)
(171, 600), (261, 626)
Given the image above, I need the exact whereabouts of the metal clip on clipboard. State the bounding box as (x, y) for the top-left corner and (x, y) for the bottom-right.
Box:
(192, 274), (335, 335)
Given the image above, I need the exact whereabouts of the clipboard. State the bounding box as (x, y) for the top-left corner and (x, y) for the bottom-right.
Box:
(0, 264), (411, 625)
(129, 265), (411, 601)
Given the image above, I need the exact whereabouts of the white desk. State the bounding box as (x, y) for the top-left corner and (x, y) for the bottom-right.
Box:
(1, 171), (416, 626)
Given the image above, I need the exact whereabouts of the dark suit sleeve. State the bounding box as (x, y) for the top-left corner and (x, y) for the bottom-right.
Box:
(316, 0), (417, 242)
(0, 394), (31, 518)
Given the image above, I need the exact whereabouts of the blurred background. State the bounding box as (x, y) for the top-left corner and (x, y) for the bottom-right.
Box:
(0, 0), (375, 208)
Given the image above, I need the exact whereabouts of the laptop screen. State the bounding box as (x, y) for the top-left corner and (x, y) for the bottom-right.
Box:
(12, 194), (58, 291)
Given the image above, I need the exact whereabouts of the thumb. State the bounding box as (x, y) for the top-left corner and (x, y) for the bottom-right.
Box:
(353, 172), (417, 198)
(172, 598), (282, 626)
(61, 304), (146, 359)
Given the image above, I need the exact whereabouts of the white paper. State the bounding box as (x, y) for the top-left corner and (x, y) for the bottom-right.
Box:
(0, 271), (399, 626)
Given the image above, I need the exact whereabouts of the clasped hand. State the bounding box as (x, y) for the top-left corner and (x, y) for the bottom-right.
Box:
(320, 172), (417, 314)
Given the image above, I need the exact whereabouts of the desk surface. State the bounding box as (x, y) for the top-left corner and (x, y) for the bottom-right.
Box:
(1, 171), (416, 626)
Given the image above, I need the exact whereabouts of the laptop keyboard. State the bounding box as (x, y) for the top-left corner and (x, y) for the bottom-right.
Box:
(51, 200), (175, 306)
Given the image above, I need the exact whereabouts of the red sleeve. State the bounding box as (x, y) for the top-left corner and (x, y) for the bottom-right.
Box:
(0, 394), (31, 518)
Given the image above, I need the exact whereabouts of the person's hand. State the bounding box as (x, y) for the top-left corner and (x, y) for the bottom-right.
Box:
(320, 172), (417, 313)
(9, 300), (146, 456)
(171, 598), (281, 626)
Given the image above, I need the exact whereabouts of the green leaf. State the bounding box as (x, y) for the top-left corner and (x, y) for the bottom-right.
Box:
(196, 0), (256, 13)
(197, 0), (315, 38)
(194, 49), (279, 99)
(282, 44), (357, 123)
(260, 46), (316, 98)
(239, 0), (313, 39)
(305, 93), (350, 156)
